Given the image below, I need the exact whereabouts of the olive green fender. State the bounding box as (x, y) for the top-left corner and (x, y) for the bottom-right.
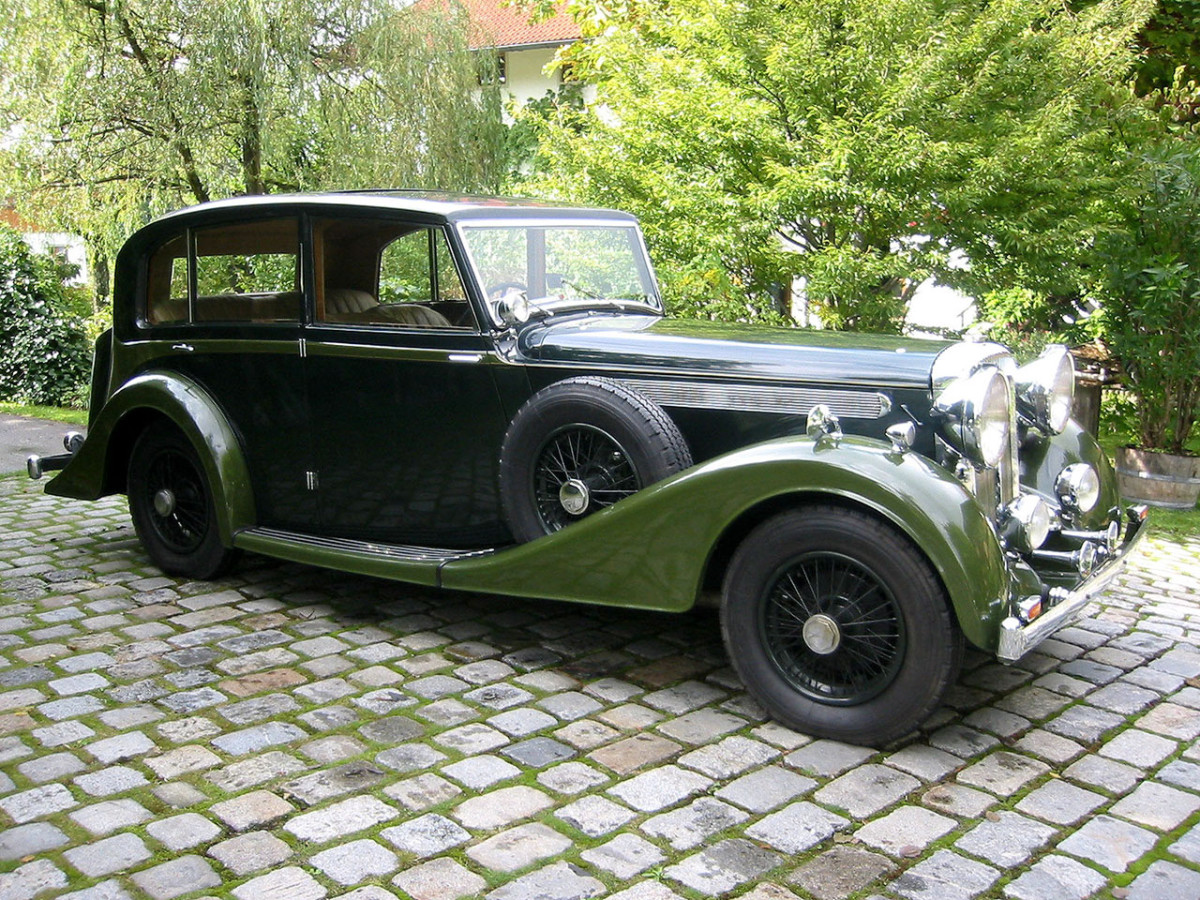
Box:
(441, 435), (1011, 650)
(45, 372), (255, 545)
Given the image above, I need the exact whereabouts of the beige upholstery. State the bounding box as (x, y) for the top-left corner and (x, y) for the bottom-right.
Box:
(148, 292), (300, 324)
(373, 304), (452, 327)
(147, 288), (451, 328)
(324, 288), (452, 328)
(325, 288), (379, 315)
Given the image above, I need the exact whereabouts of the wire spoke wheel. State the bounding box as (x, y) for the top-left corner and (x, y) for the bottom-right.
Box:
(723, 507), (962, 744)
(761, 552), (906, 704)
(144, 446), (211, 554)
(533, 424), (640, 532)
(127, 422), (239, 580)
(500, 377), (692, 543)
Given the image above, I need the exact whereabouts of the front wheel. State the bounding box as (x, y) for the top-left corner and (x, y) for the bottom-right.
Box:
(127, 422), (240, 580)
(721, 506), (962, 746)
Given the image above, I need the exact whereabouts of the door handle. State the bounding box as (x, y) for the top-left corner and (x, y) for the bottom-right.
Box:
(172, 343), (194, 352)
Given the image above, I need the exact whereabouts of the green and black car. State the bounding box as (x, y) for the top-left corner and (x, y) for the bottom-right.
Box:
(28, 191), (1146, 745)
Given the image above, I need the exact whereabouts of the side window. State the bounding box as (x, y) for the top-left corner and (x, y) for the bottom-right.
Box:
(434, 231), (468, 304)
(146, 234), (188, 325)
(317, 218), (476, 330)
(379, 231), (432, 303)
(193, 220), (300, 323)
(143, 219), (301, 326)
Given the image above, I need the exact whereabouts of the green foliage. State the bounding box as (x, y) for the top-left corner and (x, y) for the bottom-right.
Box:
(656, 257), (790, 325)
(0, 0), (507, 260)
(974, 285), (1099, 362)
(0, 227), (91, 406)
(505, 83), (587, 181)
(1096, 144), (1200, 454)
(1135, 1), (1200, 112)
(515, 0), (1155, 331)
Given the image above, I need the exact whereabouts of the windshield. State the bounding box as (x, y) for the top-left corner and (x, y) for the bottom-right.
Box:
(457, 220), (661, 324)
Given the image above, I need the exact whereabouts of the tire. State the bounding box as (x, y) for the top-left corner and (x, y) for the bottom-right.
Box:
(500, 376), (693, 542)
(721, 506), (963, 746)
(127, 422), (240, 580)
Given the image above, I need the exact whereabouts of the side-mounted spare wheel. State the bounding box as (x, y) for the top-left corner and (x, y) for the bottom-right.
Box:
(500, 376), (693, 542)
(722, 506), (963, 746)
(127, 421), (241, 580)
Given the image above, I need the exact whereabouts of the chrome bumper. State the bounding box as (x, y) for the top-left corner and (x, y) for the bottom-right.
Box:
(26, 432), (85, 480)
(997, 506), (1149, 663)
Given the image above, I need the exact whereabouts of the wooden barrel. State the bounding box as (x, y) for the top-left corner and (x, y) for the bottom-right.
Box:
(1115, 446), (1200, 509)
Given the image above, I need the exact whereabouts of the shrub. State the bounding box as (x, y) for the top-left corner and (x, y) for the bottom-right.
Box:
(1096, 145), (1200, 454)
(0, 225), (92, 406)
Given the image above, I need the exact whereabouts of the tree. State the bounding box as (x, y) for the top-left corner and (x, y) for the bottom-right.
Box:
(515, 0), (1155, 330)
(1096, 143), (1200, 454)
(0, 0), (507, 273)
(1135, 1), (1200, 103)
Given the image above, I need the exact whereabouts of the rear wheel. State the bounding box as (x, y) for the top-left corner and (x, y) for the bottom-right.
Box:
(721, 506), (962, 745)
(127, 422), (239, 579)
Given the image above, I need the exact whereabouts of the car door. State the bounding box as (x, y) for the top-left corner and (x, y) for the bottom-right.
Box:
(304, 215), (522, 548)
(141, 215), (316, 532)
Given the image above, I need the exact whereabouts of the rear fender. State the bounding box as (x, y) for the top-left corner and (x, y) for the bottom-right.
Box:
(45, 372), (254, 545)
(441, 435), (1010, 649)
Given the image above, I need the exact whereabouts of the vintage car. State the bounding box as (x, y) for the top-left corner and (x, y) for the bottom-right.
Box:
(28, 191), (1146, 745)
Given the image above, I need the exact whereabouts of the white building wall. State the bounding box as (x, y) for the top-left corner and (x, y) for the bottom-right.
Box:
(22, 231), (89, 286)
(499, 46), (596, 121)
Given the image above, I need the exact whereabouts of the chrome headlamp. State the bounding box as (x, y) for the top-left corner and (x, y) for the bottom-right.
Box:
(1055, 463), (1100, 514)
(1015, 345), (1074, 435)
(934, 366), (1011, 467)
(1002, 493), (1052, 552)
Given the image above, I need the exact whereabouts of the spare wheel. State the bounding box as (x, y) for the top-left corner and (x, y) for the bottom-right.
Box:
(499, 376), (693, 542)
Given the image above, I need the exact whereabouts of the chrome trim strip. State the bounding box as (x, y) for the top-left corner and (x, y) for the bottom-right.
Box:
(242, 527), (494, 563)
(623, 378), (890, 418)
(996, 513), (1148, 662)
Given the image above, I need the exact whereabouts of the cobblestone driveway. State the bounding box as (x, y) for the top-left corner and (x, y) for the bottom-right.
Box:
(2, 475), (1200, 900)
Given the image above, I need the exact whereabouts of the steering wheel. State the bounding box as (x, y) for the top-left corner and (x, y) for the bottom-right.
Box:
(488, 281), (527, 298)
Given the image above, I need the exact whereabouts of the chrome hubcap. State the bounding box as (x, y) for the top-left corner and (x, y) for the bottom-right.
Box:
(559, 479), (591, 516)
(802, 614), (842, 655)
(153, 488), (177, 518)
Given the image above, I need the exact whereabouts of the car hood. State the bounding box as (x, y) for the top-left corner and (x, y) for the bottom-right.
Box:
(518, 314), (949, 390)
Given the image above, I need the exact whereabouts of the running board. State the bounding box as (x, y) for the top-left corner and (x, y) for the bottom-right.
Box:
(235, 527), (495, 587)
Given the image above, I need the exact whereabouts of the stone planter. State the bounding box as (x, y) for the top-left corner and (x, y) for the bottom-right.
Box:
(1115, 446), (1200, 509)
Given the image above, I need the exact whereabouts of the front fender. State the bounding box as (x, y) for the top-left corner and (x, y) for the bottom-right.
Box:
(441, 435), (1010, 649)
(45, 372), (254, 545)
(1020, 420), (1120, 529)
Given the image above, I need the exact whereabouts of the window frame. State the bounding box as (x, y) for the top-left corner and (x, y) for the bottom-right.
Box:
(140, 215), (305, 329)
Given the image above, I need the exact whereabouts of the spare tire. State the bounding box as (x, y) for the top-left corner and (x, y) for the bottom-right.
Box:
(500, 376), (693, 542)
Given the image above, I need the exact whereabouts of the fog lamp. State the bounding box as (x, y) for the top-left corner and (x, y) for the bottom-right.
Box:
(1003, 494), (1052, 553)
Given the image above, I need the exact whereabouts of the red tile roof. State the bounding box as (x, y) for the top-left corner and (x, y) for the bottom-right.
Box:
(0, 207), (35, 231)
(420, 0), (582, 50)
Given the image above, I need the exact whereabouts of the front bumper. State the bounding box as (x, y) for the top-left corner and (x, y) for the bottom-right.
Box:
(996, 505), (1149, 662)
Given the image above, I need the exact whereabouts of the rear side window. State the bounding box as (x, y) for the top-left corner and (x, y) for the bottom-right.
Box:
(145, 219), (301, 325)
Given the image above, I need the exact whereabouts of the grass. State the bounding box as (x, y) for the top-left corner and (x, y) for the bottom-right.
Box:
(0, 401), (88, 426)
(1096, 429), (1200, 540)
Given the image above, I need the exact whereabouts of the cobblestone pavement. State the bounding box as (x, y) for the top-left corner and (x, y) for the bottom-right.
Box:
(2, 474), (1200, 900)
